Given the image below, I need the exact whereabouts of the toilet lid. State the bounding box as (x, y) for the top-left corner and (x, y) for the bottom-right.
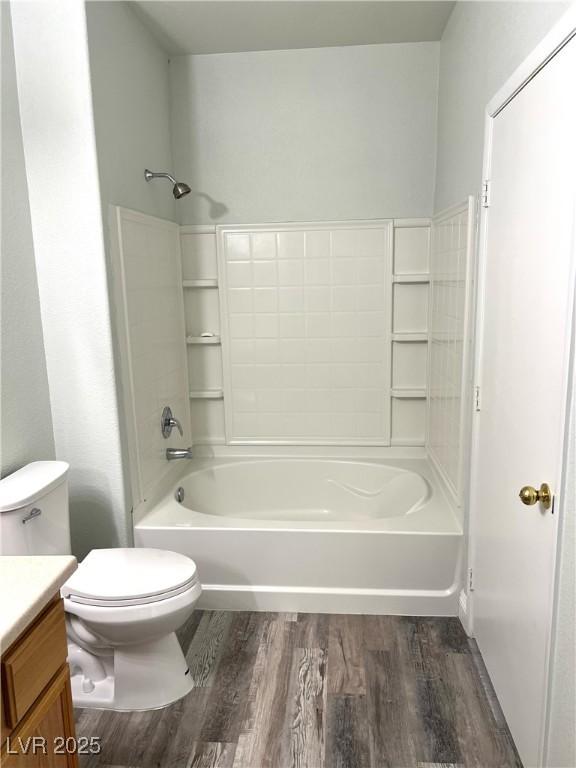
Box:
(61, 548), (198, 606)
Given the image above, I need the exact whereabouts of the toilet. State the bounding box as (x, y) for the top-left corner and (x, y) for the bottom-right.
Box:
(0, 461), (201, 711)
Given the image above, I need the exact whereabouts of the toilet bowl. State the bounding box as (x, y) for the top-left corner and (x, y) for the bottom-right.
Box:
(62, 548), (202, 710)
(0, 461), (202, 712)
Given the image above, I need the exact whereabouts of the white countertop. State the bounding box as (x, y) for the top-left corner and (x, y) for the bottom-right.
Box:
(0, 555), (77, 651)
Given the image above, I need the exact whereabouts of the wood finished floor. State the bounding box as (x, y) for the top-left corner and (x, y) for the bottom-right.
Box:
(76, 611), (522, 768)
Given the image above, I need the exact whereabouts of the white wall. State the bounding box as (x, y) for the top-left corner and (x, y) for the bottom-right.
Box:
(85, 1), (175, 222)
(434, 1), (569, 212)
(1, 4), (56, 476)
(170, 42), (440, 224)
(11, 0), (129, 558)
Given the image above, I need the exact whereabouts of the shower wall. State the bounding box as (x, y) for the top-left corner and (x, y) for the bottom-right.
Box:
(219, 222), (393, 444)
(427, 199), (475, 508)
(180, 218), (431, 447)
(111, 208), (192, 506)
(179, 208), (480, 460)
(169, 42), (440, 224)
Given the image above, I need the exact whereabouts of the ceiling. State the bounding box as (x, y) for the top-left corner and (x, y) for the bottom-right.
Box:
(131, 1), (456, 56)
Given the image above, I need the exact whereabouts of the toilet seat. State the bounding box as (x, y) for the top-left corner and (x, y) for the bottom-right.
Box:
(61, 547), (199, 607)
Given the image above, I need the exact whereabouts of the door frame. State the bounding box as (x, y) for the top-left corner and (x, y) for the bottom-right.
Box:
(467, 5), (576, 765)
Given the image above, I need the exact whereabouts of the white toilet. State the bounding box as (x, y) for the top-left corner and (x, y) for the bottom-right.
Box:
(0, 461), (201, 711)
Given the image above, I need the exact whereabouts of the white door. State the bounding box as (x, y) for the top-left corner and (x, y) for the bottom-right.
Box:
(471, 35), (576, 768)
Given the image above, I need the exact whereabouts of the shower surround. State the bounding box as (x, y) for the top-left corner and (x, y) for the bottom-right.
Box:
(182, 218), (431, 448)
(111, 202), (473, 614)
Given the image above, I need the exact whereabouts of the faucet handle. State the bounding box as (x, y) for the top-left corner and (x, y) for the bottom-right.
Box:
(161, 406), (184, 438)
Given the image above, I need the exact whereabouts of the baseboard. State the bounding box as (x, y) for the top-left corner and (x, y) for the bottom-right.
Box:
(458, 588), (473, 636)
(198, 584), (460, 616)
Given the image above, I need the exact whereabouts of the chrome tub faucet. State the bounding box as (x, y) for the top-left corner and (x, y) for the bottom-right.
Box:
(166, 447), (194, 461)
(161, 406), (193, 460)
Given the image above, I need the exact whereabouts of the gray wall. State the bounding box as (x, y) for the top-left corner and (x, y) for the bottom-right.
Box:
(3, 0), (172, 556)
(85, 1), (175, 222)
(434, 1), (568, 212)
(170, 42), (440, 224)
(83, 2), (178, 542)
(10, 0), (132, 559)
(1, 3), (55, 477)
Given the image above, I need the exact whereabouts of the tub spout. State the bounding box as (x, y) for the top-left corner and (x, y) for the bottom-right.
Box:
(166, 447), (194, 460)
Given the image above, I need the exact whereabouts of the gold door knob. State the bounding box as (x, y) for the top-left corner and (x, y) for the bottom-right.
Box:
(519, 483), (552, 510)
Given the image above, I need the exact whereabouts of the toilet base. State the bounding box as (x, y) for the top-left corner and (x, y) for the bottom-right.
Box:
(68, 632), (193, 711)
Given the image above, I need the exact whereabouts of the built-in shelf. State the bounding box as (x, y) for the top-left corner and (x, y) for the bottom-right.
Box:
(390, 438), (425, 447)
(392, 332), (428, 342)
(393, 273), (430, 284)
(189, 389), (224, 400)
(183, 278), (218, 288)
(391, 388), (427, 399)
(186, 335), (221, 345)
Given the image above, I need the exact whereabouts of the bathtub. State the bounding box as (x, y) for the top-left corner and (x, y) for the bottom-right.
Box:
(134, 456), (462, 615)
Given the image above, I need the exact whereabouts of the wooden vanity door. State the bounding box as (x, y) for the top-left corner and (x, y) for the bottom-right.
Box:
(2, 666), (77, 768)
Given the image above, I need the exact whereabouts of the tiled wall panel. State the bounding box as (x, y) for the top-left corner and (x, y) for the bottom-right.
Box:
(427, 200), (474, 503)
(218, 222), (393, 444)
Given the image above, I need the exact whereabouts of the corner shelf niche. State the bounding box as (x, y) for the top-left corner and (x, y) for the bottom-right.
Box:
(391, 388), (426, 399)
(189, 389), (224, 400)
(180, 226), (225, 444)
(390, 221), (431, 447)
(183, 278), (218, 288)
(392, 332), (427, 342)
(392, 273), (430, 284)
(186, 335), (221, 345)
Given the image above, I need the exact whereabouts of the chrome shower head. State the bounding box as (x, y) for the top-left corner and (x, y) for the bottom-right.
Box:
(144, 169), (191, 199)
(173, 181), (191, 199)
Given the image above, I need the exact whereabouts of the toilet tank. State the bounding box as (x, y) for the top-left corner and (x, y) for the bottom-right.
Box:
(0, 461), (72, 555)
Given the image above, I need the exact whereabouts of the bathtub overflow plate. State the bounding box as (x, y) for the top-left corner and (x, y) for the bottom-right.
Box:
(175, 487), (185, 503)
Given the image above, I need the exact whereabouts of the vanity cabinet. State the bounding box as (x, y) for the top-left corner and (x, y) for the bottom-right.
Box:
(1, 596), (77, 767)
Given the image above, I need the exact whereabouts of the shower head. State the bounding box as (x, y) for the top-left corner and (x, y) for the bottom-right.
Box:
(173, 181), (191, 199)
(144, 169), (191, 199)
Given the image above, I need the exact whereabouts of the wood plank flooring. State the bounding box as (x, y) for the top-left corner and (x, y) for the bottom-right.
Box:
(76, 611), (522, 768)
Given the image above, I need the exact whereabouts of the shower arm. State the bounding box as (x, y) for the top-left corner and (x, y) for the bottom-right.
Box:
(144, 169), (177, 185)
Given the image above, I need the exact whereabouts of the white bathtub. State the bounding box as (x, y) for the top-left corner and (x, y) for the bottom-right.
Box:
(134, 457), (462, 615)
